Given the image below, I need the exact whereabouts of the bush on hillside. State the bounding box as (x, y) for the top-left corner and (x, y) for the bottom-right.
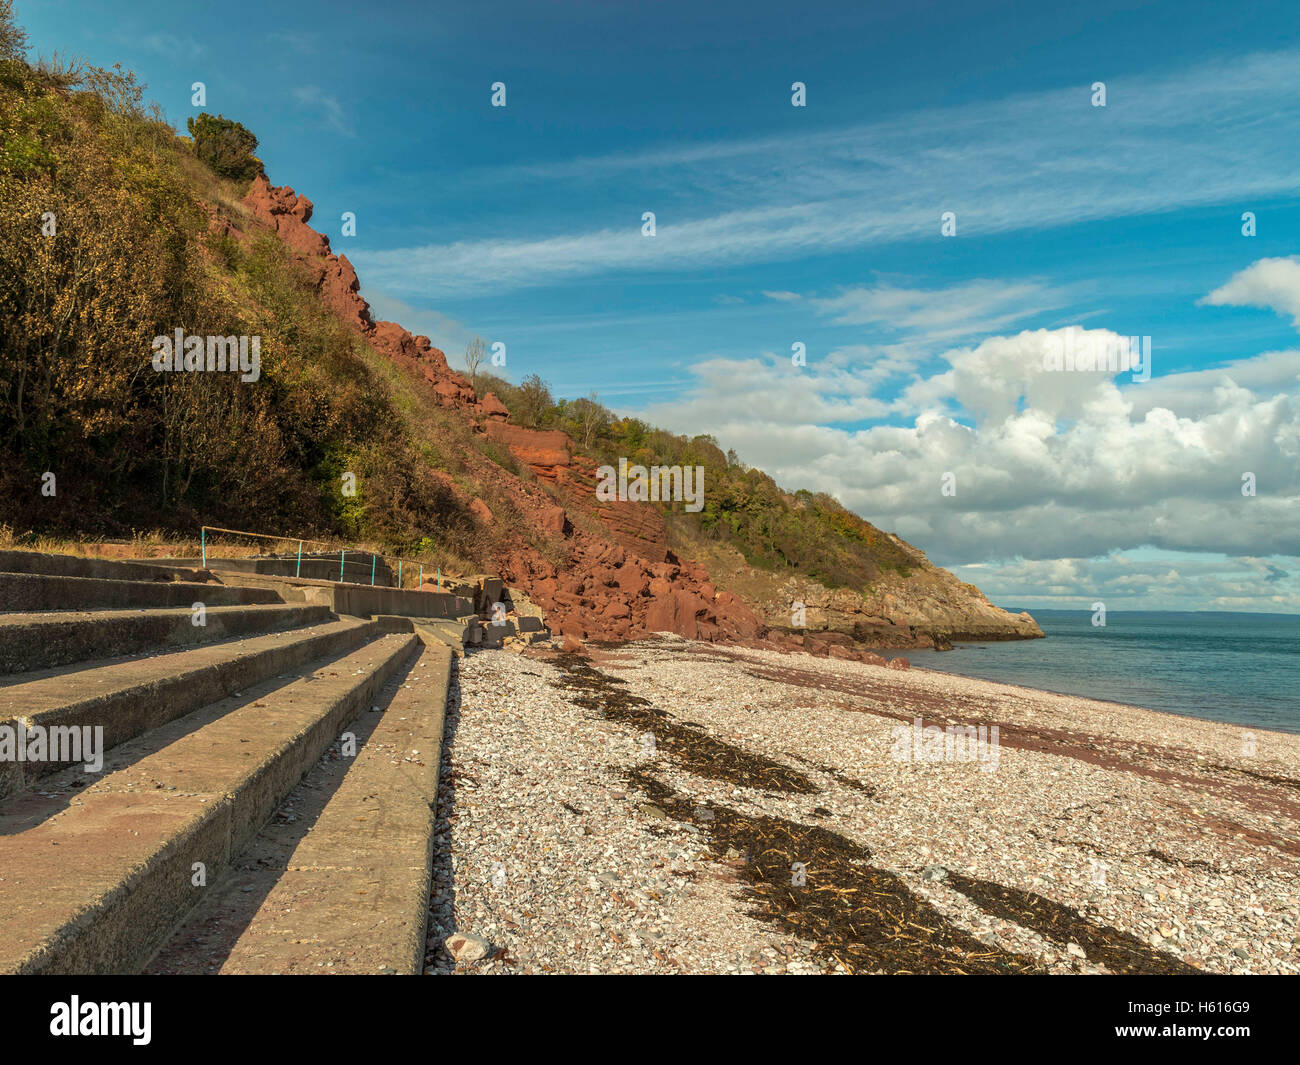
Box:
(186, 112), (260, 182)
(0, 33), (475, 556)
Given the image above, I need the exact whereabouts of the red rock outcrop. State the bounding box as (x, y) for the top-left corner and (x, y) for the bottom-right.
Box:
(484, 423), (572, 474)
(480, 392), (510, 420)
(241, 174), (480, 411)
(487, 525), (718, 644)
(235, 172), (852, 652)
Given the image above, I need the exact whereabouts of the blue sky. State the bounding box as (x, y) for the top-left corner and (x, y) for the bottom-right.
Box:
(18, 0), (1300, 611)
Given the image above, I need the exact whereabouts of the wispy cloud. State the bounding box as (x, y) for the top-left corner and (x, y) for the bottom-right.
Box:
(291, 85), (355, 138)
(808, 279), (1069, 342)
(352, 48), (1300, 298)
(133, 31), (205, 57)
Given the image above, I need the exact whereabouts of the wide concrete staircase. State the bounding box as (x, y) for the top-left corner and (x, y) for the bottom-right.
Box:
(0, 549), (466, 975)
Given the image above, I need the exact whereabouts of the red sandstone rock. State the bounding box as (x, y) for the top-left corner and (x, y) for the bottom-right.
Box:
(484, 422), (571, 470)
(613, 563), (649, 596)
(479, 392), (510, 420)
(886, 656), (911, 671)
(536, 504), (568, 537)
(714, 590), (763, 639)
(470, 498), (494, 525)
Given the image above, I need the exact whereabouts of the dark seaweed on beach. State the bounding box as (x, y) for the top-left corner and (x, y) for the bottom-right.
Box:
(630, 767), (1042, 974)
(942, 871), (1203, 975)
(552, 651), (1208, 975)
(550, 652), (818, 794)
(553, 652), (1037, 973)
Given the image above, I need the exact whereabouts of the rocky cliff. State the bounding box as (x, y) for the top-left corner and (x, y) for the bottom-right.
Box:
(237, 174), (1041, 654)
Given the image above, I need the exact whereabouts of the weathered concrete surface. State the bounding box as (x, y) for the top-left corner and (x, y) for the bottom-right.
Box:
(328, 582), (472, 620)
(145, 642), (452, 974)
(413, 615), (479, 656)
(471, 576), (505, 614)
(193, 568), (473, 620)
(0, 572), (283, 613)
(0, 603), (332, 674)
(0, 616), (377, 801)
(0, 550), (211, 583)
(0, 632), (418, 974)
(153, 552), (395, 586)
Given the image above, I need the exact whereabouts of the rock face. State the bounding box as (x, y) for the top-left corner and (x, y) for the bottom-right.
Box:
(492, 535), (766, 645)
(233, 171), (1042, 652)
(484, 423), (572, 474)
(677, 534), (1043, 649)
(480, 392), (510, 420)
(242, 175), (479, 412)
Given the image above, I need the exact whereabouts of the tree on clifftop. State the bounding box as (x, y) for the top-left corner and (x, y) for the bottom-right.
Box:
(516, 374), (554, 429)
(186, 112), (261, 182)
(0, 1), (27, 63)
(463, 336), (486, 391)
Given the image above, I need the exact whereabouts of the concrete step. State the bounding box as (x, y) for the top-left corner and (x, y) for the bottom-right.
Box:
(0, 616), (379, 802)
(0, 631), (419, 974)
(0, 603), (332, 675)
(144, 642), (452, 974)
(0, 571), (282, 613)
(414, 614), (479, 656)
(0, 549), (211, 583)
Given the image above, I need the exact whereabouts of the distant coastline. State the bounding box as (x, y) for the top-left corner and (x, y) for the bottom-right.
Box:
(912, 609), (1300, 734)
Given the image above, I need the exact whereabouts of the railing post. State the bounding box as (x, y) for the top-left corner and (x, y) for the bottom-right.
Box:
(296, 539), (303, 579)
(201, 527), (206, 569)
(398, 561), (402, 589)
(339, 549), (345, 583)
(371, 555), (376, 586)
(419, 565), (423, 589)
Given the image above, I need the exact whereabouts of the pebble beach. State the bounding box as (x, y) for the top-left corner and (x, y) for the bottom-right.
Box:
(426, 637), (1300, 975)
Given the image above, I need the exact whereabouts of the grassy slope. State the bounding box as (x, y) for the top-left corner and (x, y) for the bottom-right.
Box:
(0, 52), (506, 575)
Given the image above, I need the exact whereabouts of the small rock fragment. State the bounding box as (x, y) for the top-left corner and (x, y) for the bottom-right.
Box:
(444, 932), (491, 963)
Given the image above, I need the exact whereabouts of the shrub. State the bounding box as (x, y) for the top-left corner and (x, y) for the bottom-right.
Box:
(186, 112), (260, 182)
(514, 373), (553, 428)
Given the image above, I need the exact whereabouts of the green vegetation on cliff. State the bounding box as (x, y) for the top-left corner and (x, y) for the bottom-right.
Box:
(478, 371), (915, 590)
(0, 2), (913, 594)
(0, 19), (477, 560)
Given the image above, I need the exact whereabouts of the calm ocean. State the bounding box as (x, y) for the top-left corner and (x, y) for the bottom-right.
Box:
(908, 609), (1300, 734)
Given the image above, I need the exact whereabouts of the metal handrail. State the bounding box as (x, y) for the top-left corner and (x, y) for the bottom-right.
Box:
(198, 525), (468, 591)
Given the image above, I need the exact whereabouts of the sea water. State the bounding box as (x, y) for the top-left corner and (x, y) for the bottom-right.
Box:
(909, 610), (1300, 734)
